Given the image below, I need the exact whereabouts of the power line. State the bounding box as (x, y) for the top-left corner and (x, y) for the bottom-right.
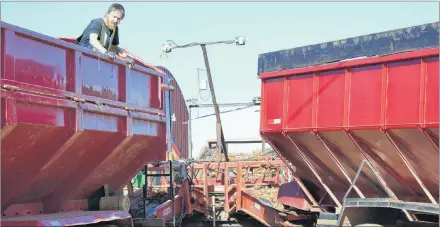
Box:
(191, 104), (257, 120)
(189, 102), (256, 108)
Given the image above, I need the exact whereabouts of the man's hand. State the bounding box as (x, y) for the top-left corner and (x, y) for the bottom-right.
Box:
(111, 45), (126, 58)
(105, 51), (117, 59)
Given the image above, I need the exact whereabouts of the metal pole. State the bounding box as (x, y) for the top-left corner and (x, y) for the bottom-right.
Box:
(200, 44), (229, 162)
(212, 195), (216, 226)
(170, 160), (175, 226)
(188, 107), (192, 159)
(164, 74), (173, 160)
(143, 165), (148, 218)
(197, 68), (200, 102)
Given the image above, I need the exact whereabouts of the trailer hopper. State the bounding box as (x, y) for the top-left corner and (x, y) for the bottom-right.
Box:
(258, 22), (439, 224)
(1, 21), (174, 225)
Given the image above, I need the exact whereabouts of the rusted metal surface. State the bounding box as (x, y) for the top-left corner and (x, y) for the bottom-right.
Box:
(0, 211), (133, 226)
(0, 21), (175, 222)
(277, 181), (310, 211)
(258, 22), (439, 214)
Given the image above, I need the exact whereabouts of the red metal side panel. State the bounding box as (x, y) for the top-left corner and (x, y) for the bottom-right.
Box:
(169, 77), (189, 158)
(1, 22), (169, 217)
(155, 66), (189, 159)
(349, 65), (382, 127)
(386, 59), (422, 126)
(286, 73), (314, 130)
(259, 48), (439, 208)
(425, 57), (439, 125)
(81, 55), (119, 100)
(317, 69), (346, 129)
(261, 77), (284, 132)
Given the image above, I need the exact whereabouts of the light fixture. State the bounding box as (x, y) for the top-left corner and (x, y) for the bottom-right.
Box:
(162, 41), (173, 53)
(160, 41), (174, 59)
(235, 36), (245, 46)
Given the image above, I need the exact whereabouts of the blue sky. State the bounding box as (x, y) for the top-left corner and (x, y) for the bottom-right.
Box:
(2, 1), (438, 157)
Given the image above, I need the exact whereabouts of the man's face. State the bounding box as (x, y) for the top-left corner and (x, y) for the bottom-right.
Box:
(105, 10), (124, 29)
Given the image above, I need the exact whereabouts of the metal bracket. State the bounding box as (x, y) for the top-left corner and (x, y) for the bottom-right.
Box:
(161, 84), (175, 91)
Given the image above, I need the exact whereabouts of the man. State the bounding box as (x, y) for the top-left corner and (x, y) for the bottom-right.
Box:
(76, 3), (133, 65)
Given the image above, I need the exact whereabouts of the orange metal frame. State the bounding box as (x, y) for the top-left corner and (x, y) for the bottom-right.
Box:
(188, 159), (314, 226)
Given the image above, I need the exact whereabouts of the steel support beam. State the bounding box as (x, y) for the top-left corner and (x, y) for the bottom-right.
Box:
(285, 133), (342, 208)
(314, 132), (365, 198)
(384, 131), (437, 204)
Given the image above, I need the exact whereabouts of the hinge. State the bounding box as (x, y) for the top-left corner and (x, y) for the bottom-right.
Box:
(161, 84), (175, 91)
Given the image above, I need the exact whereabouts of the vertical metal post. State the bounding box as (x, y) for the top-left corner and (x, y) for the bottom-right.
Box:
(224, 163), (230, 213)
(143, 165), (148, 218)
(169, 160), (175, 226)
(203, 163), (209, 217)
(200, 44), (229, 162)
(188, 106), (192, 158)
(164, 74), (173, 159)
(212, 196), (216, 226)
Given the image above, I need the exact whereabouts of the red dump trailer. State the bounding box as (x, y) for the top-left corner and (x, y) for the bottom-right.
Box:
(0, 21), (188, 226)
(258, 22), (439, 226)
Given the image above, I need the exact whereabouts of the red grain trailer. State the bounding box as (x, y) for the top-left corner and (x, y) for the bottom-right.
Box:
(0, 21), (184, 226)
(258, 22), (439, 226)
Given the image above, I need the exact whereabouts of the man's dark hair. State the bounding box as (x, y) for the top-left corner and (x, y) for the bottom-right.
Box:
(107, 3), (125, 15)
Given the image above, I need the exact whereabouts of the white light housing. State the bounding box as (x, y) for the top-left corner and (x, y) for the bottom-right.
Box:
(162, 41), (173, 53)
(235, 36), (245, 46)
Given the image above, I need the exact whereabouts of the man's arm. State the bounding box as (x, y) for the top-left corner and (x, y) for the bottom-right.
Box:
(111, 45), (134, 67)
(87, 20), (109, 55)
(89, 33), (108, 54)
